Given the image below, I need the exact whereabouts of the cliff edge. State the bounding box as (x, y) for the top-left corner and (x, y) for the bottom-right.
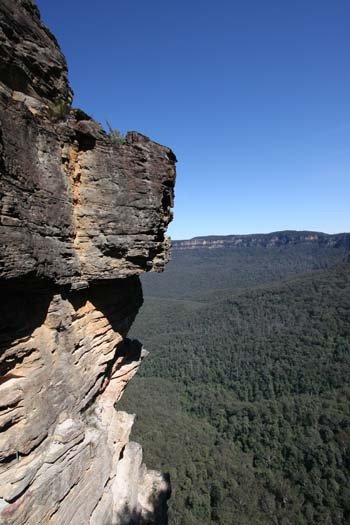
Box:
(0, 1), (176, 523)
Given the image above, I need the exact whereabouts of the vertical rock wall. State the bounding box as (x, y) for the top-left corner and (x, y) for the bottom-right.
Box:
(0, 1), (176, 523)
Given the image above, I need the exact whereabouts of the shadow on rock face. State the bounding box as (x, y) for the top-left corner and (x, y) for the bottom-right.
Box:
(0, 275), (142, 350)
(0, 274), (54, 357)
(0, 274), (143, 407)
(67, 275), (143, 338)
(117, 477), (171, 525)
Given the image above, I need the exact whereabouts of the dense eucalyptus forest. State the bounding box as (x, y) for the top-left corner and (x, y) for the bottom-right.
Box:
(119, 236), (350, 524)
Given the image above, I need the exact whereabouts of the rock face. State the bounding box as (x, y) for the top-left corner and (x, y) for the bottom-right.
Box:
(0, 0), (72, 102)
(0, 2), (176, 524)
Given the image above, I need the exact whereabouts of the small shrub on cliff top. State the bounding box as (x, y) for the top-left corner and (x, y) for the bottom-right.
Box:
(47, 99), (71, 122)
(106, 120), (126, 144)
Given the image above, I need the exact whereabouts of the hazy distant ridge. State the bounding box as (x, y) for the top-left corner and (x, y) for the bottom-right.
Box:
(172, 230), (350, 250)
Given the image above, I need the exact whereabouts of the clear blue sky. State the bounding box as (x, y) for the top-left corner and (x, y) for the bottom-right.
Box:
(37, 0), (350, 239)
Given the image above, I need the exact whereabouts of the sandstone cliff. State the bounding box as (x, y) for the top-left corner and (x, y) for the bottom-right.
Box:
(0, 1), (176, 523)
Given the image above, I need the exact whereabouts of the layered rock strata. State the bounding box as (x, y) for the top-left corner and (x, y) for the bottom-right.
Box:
(0, 1), (176, 523)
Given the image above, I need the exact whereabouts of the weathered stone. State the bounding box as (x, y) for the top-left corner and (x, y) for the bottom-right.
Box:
(0, 98), (176, 285)
(0, 0), (72, 102)
(0, 1), (175, 523)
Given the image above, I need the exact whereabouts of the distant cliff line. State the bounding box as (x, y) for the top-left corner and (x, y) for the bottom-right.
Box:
(172, 230), (350, 250)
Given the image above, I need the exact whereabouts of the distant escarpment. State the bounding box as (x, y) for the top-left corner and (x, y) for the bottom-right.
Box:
(0, 1), (176, 524)
(173, 231), (350, 250)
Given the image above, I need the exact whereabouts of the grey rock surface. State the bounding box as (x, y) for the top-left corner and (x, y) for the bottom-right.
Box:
(0, 0), (72, 102)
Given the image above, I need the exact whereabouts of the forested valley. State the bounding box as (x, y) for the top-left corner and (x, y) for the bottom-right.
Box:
(119, 235), (350, 524)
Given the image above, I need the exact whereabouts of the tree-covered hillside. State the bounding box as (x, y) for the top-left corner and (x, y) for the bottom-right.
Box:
(142, 242), (348, 300)
(119, 238), (350, 524)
